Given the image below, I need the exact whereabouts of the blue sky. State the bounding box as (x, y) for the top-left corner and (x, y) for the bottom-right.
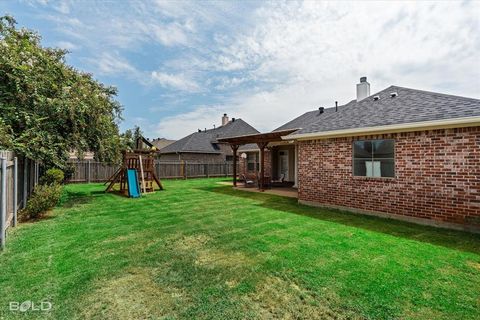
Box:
(2, 0), (479, 139)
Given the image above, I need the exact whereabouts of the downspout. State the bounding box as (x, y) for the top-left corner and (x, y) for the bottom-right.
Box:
(293, 144), (298, 188)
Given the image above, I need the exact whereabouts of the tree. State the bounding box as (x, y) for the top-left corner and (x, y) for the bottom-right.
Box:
(120, 126), (144, 151)
(0, 16), (123, 167)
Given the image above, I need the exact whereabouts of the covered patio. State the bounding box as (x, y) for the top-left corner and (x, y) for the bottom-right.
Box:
(218, 129), (298, 192)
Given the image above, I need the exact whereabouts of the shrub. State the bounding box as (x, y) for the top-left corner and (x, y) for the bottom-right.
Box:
(20, 184), (62, 220)
(40, 168), (65, 185)
(63, 164), (75, 182)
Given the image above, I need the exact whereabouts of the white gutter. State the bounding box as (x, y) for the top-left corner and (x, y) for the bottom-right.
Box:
(284, 116), (480, 141)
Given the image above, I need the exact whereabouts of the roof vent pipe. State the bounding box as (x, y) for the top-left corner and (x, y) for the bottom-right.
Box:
(232, 118), (235, 122)
(335, 101), (338, 112)
(356, 76), (370, 101)
(319, 107), (324, 114)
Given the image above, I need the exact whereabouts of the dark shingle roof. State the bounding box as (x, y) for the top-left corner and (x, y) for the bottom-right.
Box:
(151, 138), (176, 150)
(238, 143), (259, 151)
(161, 119), (259, 154)
(274, 109), (330, 132)
(286, 86), (480, 136)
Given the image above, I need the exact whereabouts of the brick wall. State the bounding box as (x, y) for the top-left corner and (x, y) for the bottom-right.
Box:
(298, 127), (480, 230)
(238, 150), (272, 179)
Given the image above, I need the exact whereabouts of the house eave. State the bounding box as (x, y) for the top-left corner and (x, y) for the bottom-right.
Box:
(284, 117), (480, 141)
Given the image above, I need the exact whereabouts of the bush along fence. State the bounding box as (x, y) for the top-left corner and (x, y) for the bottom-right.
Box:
(0, 151), (39, 248)
(66, 160), (238, 183)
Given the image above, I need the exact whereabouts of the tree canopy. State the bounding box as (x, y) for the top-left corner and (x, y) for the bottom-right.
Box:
(0, 16), (123, 167)
(120, 126), (144, 151)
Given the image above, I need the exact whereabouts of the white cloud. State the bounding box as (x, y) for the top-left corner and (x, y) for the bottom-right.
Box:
(151, 71), (200, 92)
(24, 0), (479, 139)
(154, 1), (480, 139)
(87, 52), (137, 76)
(154, 106), (223, 139)
(55, 40), (78, 50)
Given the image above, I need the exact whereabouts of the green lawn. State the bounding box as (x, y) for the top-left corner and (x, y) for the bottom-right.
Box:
(0, 178), (479, 319)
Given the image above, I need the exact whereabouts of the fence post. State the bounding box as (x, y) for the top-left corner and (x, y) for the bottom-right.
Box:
(183, 161), (187, 179)
(13, 157), (18, 227)
(205, 164), (209, 178)
(1, 157), (6, 249)
(87, 160), (91, 183)
(23, 157), (28, 208)
(34, 161), (39, 186)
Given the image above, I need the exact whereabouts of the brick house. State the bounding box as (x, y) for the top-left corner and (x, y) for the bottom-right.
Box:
(160, 114), (259, 162)
(222, 78), (480, 232)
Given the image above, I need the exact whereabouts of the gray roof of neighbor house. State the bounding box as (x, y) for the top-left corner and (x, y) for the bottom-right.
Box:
(238, 143), (259, 151)
(282, 85), (480, 137)
(161, 118), (259, 154)
(151, 138), (176, 150)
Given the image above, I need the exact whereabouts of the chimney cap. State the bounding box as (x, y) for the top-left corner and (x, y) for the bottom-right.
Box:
(223, 113), (227, 116)
(360, 76), (367, 83)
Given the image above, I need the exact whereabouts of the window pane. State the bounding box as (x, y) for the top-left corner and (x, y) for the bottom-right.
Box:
(379, 159), (395, 177)
(353, 159), (368, 176)
(373, 140), (394, 159)
(353, 141), (373, 159)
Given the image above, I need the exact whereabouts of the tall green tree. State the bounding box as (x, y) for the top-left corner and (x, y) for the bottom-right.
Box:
(120, 126), (144, 151)
(0, 16), (123, 167)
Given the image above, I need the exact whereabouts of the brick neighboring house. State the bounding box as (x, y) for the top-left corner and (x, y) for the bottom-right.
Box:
(160, 114), (259, 162)
(229, 77), (480, 232)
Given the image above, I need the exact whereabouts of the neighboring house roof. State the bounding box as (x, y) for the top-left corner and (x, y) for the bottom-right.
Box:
(161, 118), (259, 154)
(285, 86), (480, 139)
(274, 109), (324, 132)
(151, 138), (176, 150)
(239, 143), (259, 152)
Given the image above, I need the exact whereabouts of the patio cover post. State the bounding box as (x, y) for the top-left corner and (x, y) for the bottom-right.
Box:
(257, 142), (268, 191)
(231, 144), (238, 187)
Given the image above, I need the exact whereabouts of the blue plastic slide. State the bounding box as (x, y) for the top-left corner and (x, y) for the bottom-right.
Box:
(126, 169), (141, 198)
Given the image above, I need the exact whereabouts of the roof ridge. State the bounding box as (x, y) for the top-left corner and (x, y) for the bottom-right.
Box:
(388, 85), (480, 101)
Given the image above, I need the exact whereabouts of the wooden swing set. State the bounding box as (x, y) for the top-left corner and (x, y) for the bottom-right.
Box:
(105, 138), (164, 196)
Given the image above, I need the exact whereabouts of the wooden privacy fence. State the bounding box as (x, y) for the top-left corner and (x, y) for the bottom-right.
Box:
(66, 160), (238, 183)
(0, 151), (39, 248)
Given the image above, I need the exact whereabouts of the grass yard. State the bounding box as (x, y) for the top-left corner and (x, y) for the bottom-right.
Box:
(0, 178), (479, 319)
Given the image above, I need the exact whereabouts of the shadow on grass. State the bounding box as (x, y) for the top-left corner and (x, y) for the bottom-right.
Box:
(200, 185), (480, 254)
(59, 188), (102, 208)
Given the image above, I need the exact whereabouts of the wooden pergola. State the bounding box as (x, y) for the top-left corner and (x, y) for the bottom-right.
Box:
(217, 129), (298, 190)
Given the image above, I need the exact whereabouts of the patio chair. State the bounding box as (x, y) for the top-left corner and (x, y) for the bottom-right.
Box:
(241, 174), (255, 188)
(272, 173), (285, 184)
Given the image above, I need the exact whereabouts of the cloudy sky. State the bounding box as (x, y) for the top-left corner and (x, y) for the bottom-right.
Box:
(3, 0), (479, 139)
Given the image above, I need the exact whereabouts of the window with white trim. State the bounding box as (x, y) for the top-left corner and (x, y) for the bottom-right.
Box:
(247, 152), (259, 171)
(353, 139), (395, 177)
